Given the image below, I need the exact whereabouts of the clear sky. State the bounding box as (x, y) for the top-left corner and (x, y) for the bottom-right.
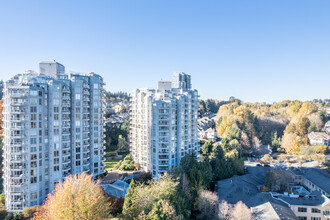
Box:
(0, 0), (329, 103)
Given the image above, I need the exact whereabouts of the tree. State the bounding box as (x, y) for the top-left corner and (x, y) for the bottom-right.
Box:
(296, 117), (310, 137)
(0, 209), (7, 219)
(291, 139), (301, 154)
(146, 199), (179, 220)
(122, 173), (190, 219)
(260, 154), (272, 164)
(33, 173), (110, 220)
(218, 200), (232, 220)
(23, 205), (42, 219)
(196, 190), (219, 220)
(122, 179), (136, 218)
(180, 154), (197, 174)
(202, 141), (213, 156)
(265, 168), (294, 193)
(230, 201), (253, 220)
(282, 133), (298, 154)
(270, 130), (281, 151)
(0, 193), (5, 206)
(119, 153), (135, 171)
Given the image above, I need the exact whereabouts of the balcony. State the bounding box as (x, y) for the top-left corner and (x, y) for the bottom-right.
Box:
(62, 101), (71, 107)
(10, 101), (27, 107)
(63, 152), (71, 157)
(62, 87), (70, 93)
(83, 159), (90, 165)
(62, 116), (70, 121)
(62, 123), (70, 128)
(62, 165), (71, 171)
(62, 159), (70, 164)
(62, 94), (70, 100)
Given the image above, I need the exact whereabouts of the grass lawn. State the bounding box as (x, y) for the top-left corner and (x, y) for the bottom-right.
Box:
(104, 159), (121, 170)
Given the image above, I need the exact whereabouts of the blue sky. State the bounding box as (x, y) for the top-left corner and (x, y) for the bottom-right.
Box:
(0, 0), (329, 103)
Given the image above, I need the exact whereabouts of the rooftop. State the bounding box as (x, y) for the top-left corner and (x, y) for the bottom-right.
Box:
(291, 168), (330, 195)
(216, 166), (297, 219)
(277, 191), (329, 206)
(308, 132), (330, 140)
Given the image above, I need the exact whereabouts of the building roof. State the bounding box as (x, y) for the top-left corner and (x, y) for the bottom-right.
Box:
(308, 132), (330, 140)
(292, 168), (330, 195)
(278, 191), (329, 206)
(216, 167), (297, 219)
(101, 180), (130, 198)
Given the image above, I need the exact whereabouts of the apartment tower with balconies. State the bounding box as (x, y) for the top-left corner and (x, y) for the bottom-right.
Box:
(2, 62), (106, 212)
(130, 72), (199, 176)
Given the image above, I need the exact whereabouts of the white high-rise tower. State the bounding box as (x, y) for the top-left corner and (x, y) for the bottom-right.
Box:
(130, 72), (199, 176)
(2, 62), (106, 212)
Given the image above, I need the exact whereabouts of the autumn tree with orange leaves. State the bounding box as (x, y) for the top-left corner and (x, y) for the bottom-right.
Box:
(33, 173), (111, 220)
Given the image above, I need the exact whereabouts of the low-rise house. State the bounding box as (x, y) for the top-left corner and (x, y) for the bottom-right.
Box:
(205, 128), (217, 140)
(324, 121), (330, 133)
(101, 180), (130, 198)
(308, 132), (330, 146)
(198, 112), (217, 140)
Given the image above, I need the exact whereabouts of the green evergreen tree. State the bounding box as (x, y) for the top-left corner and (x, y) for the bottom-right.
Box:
(122, 179), (136, 217)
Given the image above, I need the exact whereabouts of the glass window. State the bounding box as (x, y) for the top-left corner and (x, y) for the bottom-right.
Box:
(298, 207), (307, 212)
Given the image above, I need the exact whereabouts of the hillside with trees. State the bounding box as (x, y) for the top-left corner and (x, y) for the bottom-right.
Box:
(215, 99), (329, 156)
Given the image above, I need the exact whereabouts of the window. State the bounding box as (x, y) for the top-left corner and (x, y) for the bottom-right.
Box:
(54, 129), (59, 135)
(31, 122), (37, 128)
(30, 177), (37, 184)
(30, 106), (37, 112)
(54, 107), (59, 112)
(30, 138), (37, 145)
(311, 217), (321, 220)
(30, 154), (37, 160)
(76, 161), (81, 166)
(298, 207), (307, 212)
(54, 158), (59, 164)
(311, 208), (321, 213)
(297, 217), (306, 220)
(76, 154), (80, 159)
(54, 151), (59, 157)
(31, 114), (37, 120)
(31, 161), (37, 168)
(30, 192), (37, 200)
(54, 166), (59, 171)
(54, 114), (59, 120)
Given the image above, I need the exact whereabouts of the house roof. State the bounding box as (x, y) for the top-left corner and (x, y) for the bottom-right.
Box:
(308, 132), (330, 140)
(324, 120), (330, 127)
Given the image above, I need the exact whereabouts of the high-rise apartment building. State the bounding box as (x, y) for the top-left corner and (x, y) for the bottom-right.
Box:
(2, 61), (106, 212)
(130, 72), (199, 176)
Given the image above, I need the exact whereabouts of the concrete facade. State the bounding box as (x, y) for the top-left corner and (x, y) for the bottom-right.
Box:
(130, 72), (199, 176)
(2, 62), (106, 212)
